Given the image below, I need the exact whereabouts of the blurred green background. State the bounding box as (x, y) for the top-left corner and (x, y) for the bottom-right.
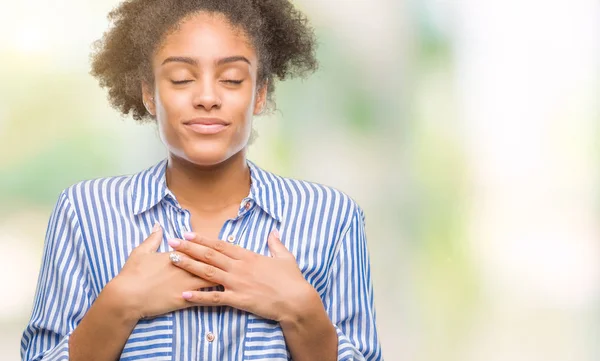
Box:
(1, 0), (599, 360)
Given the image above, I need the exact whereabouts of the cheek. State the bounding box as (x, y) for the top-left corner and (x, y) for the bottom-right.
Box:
(155, 92), (188, 145)
(224, 86), (256, 120)
(158, 89), (188, 118)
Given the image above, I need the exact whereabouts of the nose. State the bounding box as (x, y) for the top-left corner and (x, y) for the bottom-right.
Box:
(193, 78), (221, 110)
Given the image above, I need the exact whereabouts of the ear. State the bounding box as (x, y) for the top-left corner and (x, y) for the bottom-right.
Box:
(141, 81), (156, 117)
(253, 80), (268, 116)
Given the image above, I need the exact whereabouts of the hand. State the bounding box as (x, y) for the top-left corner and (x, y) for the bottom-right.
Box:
(167, 230), (320, 323)
(105, 223), (218, 320)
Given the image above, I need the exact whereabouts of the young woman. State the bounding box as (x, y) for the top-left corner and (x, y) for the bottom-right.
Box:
(21, 0), (382, 360)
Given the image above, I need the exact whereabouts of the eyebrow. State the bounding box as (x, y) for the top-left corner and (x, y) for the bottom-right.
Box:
(161, 55), (252, 67)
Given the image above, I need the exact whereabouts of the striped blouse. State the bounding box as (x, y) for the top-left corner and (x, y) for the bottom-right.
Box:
(21, 159), (383, 361)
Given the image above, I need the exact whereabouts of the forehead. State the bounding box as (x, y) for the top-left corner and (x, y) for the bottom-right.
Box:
(153, 12), (256, 66)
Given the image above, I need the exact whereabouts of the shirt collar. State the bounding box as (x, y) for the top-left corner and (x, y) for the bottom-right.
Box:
(131, 158), (284, 222)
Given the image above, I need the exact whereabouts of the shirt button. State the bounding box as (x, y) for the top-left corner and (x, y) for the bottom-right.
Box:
(244, 201), (252, 210)
(227, 235), (236, 243)
(206, 332), (215, 342)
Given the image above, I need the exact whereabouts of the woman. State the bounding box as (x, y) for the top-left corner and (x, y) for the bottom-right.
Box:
(21, 0), (382, 360)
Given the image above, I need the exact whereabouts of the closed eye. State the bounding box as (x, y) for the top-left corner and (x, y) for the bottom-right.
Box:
(222, 79), (243, 85)
(171, 80), (192, 85)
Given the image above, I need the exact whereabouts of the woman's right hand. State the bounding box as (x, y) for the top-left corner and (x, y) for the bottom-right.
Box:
(104, 223), (217, 320)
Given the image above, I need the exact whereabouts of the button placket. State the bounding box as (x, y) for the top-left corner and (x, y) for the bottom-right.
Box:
(222, 203), (256, 249)
(163, 202), (202, 359)
(206, 332), (215, 342)
(165, 207), (189, 241)
(237, 198), (255, 218)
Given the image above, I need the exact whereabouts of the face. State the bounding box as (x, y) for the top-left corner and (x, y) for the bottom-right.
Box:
(142, 12), (267, 166)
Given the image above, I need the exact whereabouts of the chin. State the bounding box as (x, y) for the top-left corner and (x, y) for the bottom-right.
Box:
(180, 143), (243, 167)
(185, 152), (229, 167)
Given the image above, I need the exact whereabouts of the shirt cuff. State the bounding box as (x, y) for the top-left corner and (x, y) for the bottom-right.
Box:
(34, 333), (71, 361)
(335, 325), (367, 361)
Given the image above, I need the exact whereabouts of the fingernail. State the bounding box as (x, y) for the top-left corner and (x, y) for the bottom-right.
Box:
(182, 291), (193, 300)
(272, 229), (280, 239)
(168, 239), (180, 248)
(183, 232), (196, 241)
(152, 222), (161, 233)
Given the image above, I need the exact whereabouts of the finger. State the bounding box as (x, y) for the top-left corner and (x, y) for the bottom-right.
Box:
(174, 261), (220, 289)
(183, 274), (219, 290)
(136, 222), (163, 253)
(170, 251), (229, 286)
(183, 232), (246, 260)
(168, 237), (233, 271)
(194, 280), (220, 290)
(182, 290), (232, 307)
(267, 229), (292, 259)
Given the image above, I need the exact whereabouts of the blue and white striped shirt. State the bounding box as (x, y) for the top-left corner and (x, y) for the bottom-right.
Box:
(21, 159), (382, 361)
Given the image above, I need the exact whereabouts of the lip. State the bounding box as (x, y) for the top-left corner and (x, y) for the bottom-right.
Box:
(183, 117), (230, 135)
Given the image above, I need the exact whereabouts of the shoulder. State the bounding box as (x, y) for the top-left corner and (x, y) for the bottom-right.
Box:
(60, 174), (133, 208)
(60, 159), (166, 205)
(281, 175), (360, 213)
(253, 163), (363, 233)
(287, 177), (362, 227)
(57, 160), (165, 214)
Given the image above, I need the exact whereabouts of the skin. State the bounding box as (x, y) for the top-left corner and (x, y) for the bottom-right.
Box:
(69, 11), (337, 361)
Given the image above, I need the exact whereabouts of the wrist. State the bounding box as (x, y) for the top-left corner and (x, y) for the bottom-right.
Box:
(278, 286), (338, 361)
(279, 286), (325, 328)
(100, 277), (142, 324)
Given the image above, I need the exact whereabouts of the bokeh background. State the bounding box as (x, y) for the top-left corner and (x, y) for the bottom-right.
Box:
(1, 0), (599, 360)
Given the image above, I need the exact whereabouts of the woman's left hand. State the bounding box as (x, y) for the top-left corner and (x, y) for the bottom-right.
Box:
(167, 230), (321, 323)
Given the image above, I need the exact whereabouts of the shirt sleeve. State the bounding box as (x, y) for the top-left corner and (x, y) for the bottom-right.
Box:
(21, 191), (94, 361)
(325, 206), (383, 361)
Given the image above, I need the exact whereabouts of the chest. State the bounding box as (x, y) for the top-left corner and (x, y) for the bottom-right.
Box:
(78, 201), (341, 360)
(185, 204), (240, 241)
(80, 201), (337, 295)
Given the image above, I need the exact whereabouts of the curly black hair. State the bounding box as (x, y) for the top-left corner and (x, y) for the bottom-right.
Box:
(90, 0), (318, 122)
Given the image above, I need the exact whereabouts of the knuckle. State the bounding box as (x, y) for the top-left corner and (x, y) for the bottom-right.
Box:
(204, 249), (215, 260)
(215, 241), (227, 253)
(212, 292), (221, 304)
(204, 265), (216, 279)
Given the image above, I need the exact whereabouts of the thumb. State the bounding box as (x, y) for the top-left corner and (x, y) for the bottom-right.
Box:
(267, 229), (291, 258)
(137, 222), (164, 253)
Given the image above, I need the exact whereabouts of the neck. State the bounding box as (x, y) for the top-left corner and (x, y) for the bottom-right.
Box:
(165, 151), (251, 213)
